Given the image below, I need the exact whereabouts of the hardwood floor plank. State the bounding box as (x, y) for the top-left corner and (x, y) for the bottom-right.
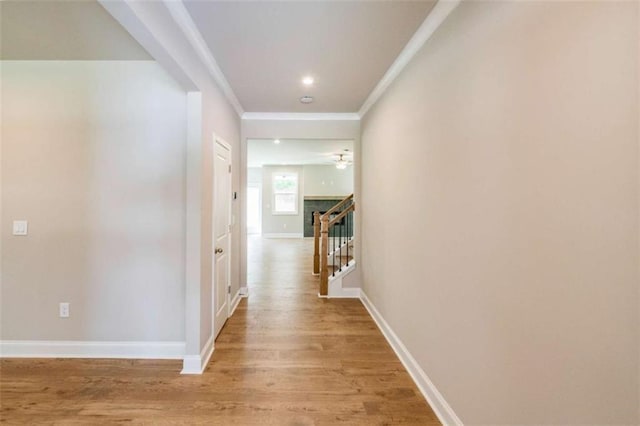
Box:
(1, 237), (439, 425)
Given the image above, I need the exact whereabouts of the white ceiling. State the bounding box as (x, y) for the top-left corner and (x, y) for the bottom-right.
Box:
(183, 1), (436, 113)
(0, 1), (151, 60)
(248, 139), (354, 167)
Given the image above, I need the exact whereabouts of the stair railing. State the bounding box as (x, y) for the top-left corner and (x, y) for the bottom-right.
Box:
(313, 194), (355, 296)
(313, 194), (353, 274)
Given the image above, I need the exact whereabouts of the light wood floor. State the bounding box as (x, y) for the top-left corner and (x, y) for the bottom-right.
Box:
(1, 237), (439, 425)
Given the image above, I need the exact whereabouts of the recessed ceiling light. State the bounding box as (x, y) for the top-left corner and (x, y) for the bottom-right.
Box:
(274, 139), (281, 144)
(302, 76), (314, 86)
(300, 96), (314, 104)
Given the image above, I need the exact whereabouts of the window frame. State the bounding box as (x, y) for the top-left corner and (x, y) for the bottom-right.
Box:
(272, 172), (299, 215)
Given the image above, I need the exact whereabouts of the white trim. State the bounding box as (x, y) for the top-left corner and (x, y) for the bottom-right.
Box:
(0, 340), (184, 359)
(164, 0), (244, 116)
(213, 134), (233, 344)
(181, 333), (214, 375)
(359, 291), (463, 426)
(181, 355), (202, 375)
(358, 0), (462, 117)
(327, 261), (359, 298)
(262, 233), (304, 238)
(328, 284), (360, 299)
(229, 290), (242, 316)
(272, 171), (299, 215)
(99, 0), (197, 91)
(239, 286), (249, 297)
(242, 112), (360, 121)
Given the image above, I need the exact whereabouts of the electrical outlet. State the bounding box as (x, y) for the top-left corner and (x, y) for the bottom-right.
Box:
(283, 223), (287, 229)
(59, 302), (70, 318)
(12, 220), (28, 236)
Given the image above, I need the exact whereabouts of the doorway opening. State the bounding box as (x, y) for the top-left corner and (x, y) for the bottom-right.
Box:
(245, 138), (354, 293)
(247, 183), (262, 235)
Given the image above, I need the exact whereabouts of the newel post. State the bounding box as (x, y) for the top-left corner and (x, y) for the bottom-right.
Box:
(313, 212), (321, 275)
(319, 215), (329, 296)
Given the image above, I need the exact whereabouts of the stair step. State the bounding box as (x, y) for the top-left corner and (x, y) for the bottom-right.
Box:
(328, 264), (350, 274)
(327, 255), (353, 266)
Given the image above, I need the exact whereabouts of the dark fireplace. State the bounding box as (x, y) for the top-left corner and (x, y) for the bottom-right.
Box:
(303, 198), (350, 237)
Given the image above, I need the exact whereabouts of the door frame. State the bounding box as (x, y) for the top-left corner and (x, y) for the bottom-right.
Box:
(212, 133), (232, 337)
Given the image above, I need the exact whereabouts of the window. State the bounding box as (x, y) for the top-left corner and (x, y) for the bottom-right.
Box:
(272, 173), (298, 214)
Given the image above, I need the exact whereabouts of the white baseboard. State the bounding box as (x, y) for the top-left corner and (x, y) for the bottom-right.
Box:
(359, 291), (463, 426)
(181, 333), (214, 375)
(230, 290), (242, 316)
(262, 233), (303, 238)
(239, 286), (249, 297)
(183, 289), (245, 374)
(0, 340), (184, 359)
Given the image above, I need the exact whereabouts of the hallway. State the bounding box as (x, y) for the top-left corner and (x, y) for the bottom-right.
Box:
(232, 236), (441, 423)
(0, 237), (439, 425)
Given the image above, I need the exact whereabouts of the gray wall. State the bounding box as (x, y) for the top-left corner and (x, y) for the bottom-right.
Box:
(1, 61), (187, 341)
(257, 165), (353, 236)
(247, 167), (262, 185)
(303, 165), (353, 197)
(360, 1), (638, 424)
(105, 0), (243, 359)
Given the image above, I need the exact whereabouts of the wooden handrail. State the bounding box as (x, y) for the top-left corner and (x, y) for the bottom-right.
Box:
(320, 194), (353, 220)
(328, 204), (355, 227)
(314, 193), (353, 275)
(314, 193), (356, 296)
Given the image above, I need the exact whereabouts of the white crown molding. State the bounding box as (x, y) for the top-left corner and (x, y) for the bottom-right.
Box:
(242, 112), (360, 121)
(360, 291), (464, 426)
(164, 0), (245, 117)
(0, 340), (185, 359)
(99, 0), (198, 91)
(358, 0), (462, 118)
(117, 0), (459, 122)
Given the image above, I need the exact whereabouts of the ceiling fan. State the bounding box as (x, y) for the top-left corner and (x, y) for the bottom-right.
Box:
(335, 151), (353, 169)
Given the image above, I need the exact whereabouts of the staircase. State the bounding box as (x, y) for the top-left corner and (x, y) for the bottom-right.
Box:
(313, 194), (357, 297)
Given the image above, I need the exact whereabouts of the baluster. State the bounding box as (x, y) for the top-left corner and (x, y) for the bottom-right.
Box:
(339, 216), (343, 271)
(320, 215), (329, 296)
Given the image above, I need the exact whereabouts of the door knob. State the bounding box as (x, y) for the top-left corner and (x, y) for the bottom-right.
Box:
(215, 248), (223, 254)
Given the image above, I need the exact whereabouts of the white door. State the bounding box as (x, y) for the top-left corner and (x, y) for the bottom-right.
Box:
(213, 138), (231, 339)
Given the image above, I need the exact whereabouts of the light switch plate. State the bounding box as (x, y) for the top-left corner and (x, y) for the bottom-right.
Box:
(12, 220), (28, 236)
